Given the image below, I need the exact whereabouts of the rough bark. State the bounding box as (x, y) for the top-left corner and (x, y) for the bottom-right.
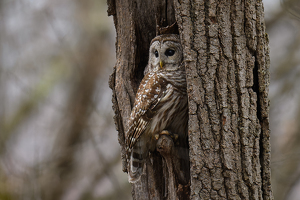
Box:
(108, 0), (273, 199)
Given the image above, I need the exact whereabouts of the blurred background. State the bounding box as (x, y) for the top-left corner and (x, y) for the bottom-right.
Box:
(0, 0), (299, 199)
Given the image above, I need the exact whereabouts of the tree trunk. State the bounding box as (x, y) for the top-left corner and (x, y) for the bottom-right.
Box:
(107, 0), (273, 199)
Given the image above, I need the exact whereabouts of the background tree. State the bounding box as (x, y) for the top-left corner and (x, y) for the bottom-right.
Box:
(108, 0), (273, 199)
(267, 0), (300, 199)
(1, 0), (300, 199)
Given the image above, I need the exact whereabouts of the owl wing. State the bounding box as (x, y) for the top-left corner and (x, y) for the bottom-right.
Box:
(126, 72), (168, 150)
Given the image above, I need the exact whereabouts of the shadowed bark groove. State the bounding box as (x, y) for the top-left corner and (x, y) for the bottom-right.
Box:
(108, 0), (273, 199)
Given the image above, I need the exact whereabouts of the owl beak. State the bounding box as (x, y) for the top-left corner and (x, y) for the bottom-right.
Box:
(159, 60), (164, 68)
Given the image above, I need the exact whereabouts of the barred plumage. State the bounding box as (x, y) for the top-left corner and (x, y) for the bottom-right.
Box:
(125, 34), (188, 183)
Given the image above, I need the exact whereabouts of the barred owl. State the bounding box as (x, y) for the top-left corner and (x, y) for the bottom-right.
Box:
(125, 34), (188, 183)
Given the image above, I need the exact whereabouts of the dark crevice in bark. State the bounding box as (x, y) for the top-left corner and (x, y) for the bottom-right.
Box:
(252, 53), (261, 123)
(133, 32), (146, 85)
(152, 152), (165, 197)
(165, 0), (168, 24)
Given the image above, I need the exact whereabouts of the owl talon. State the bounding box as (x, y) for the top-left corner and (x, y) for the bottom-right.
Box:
(156, 130), (179, 142)
(154, 131), (171, 141)
(160, 130), (170, 135)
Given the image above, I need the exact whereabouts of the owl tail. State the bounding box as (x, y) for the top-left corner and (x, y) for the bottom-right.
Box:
(128, 139), (146, 183)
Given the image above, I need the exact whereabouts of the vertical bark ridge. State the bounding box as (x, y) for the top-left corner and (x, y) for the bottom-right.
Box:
(217, 1), (238, 199)
(245, 0), (257, 52)
(109, 0), (137, 173)
(174, 0), (203, 199)
(228, 3), (242, 196)
(231, 0), (262, 199)
(255, 1), (272, 199)
(204, 0), (227, 199)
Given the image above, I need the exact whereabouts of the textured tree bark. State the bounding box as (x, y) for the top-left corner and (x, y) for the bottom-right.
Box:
(174, 0), (273, 199)
(108, 0), (273, 199)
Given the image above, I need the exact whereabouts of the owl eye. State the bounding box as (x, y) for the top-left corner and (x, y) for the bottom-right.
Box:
(165, 49), (175, 57)
(154, 50), (159, 58)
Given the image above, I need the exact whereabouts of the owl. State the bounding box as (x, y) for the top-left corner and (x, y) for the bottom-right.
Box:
(125, 34), (188, 183)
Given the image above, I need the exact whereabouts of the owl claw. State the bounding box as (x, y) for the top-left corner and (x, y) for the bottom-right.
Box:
(155, 130), (179, 142)
(160, 130), (170, 135)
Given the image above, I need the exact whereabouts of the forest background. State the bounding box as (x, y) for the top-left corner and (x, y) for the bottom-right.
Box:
(0, 0), (300, 200)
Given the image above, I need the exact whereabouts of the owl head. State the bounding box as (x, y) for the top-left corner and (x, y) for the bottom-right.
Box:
(146, 34), (183, 73)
